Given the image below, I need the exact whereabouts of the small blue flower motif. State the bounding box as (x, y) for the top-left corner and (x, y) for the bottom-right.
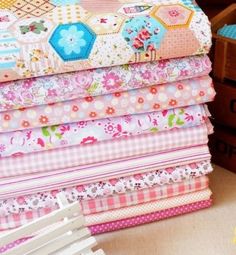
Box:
(59, 25), (86, 55)
(51, 0), (80, 6)
(49, 22), (96, 61)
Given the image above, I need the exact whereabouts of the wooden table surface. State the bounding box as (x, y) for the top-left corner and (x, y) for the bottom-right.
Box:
(97, 166), (236, 255)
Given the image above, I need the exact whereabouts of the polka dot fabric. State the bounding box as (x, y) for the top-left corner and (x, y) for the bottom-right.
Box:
(90, 199), (212, 235)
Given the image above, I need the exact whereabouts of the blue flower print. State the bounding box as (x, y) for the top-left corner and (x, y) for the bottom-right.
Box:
(49, 23), (96, 61)
(58, 25), (86, 55)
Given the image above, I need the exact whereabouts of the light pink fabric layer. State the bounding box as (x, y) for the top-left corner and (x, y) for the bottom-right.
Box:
(0, 76), (215, 133)
(0, 55), (211, 112)
(0, 124), (211, 178)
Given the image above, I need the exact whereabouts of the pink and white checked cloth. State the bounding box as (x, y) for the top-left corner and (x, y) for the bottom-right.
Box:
(0, 189), (211, 230)
(0, 176), (209, 216)
(81, 176), (209, 215)
(0, 124), (211, 178)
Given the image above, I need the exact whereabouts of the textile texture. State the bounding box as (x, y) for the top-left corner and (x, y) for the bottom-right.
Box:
(0, 176), (209, 217)
(0, 104), (209, 158)
(0, 0), (211, 82)
(0, 124), (211, 178)
(90, 199), (212, 235)
(0, 55), (211, 111)
(0, 189), (212, 230)
(0, 75), (215, 132)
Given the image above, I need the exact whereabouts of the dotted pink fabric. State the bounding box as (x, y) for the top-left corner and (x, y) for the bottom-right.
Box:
(89, 199), (212, 235)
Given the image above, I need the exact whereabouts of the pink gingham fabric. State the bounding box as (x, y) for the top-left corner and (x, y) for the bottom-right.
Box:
(81, 176), (209, 215)
(0, 188), (211, 230)
(0, 176), (209, 216)
(0, 124), (211, 178)
(90, 199), (213, 235)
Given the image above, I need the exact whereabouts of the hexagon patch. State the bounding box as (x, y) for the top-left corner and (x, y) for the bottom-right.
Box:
(87, 13), (125, 35)
(122, 15), (166, 52)
(49, 22), (96, 61)
(151, 4), (194, 29)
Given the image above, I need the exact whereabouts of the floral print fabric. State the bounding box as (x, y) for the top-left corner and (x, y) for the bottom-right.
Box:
(0, 161), (212, 217)
(0, 0), (211, 82)
(0, 55), (211, 112)
(0, 104), (209, 158)
(0, 75), (215, 133)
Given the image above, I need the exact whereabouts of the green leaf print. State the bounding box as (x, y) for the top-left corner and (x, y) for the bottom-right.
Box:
(42, 127), (50, 137)
(150, 127), (158, 132)
(176, 118), (184, 126)
(55, 133), (62, 139)
(168, 114), (175, 127)
(87, 83), (99, 94)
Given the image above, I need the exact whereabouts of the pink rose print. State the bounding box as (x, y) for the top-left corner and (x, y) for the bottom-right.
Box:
(16, 197), (26, 205)
(80, 136), (98, 145)
(141, 70), (151, 79)
(48, 89), (57, 97)
(22, 79), (35, 89)
(76, 185), (85, 192)
(102, 72), (122, 91)
(0, 144), (6, 152)
(138, 29), (151, 40)
(109, 179), (118, 185)
(75, 72), (93, 90)
(4, 91), (15, 101)
(133, 37), (144, 49)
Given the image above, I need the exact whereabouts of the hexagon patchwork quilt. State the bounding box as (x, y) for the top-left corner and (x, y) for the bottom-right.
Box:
(0, 0), (211, 82)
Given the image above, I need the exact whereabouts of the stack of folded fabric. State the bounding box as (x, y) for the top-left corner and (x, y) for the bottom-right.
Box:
(0, 0), (215, 237)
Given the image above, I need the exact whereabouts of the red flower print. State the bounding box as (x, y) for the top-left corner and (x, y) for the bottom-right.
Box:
(72, 105), (79, 112)
(147, 44), (155, 51)
(39, 115), (49, 124)
(138, 29), (151, 40)
(114, 92), (121, 97)
(106, 107), (115, 115)
(85, 96), (93, 102)
(150, 87), (157, 94)
(16, 196), (26, 205)
(138, 97), (144, 104)
(76, 185), (85, 192)
(169, 99), (177, 106)
(81, 136), (98, 145)
(19, 107), (26, 111)
(169, 9), (180, 17)
(153, 103), (160, 110)
(199, 91), (205, 97)
(177, 84), (183, 90)
(4, 114), (10, 121)
(133, 37), (144, 49)
(89, 112), (97, 118)
(22, 120), (30, 128)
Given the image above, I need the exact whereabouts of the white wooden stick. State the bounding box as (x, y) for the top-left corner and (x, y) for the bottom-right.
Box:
(56, 236), (97, 255)
(0, 202), (80, 247)
(4, 216), (84, 255)
(29, 228), (90, 255)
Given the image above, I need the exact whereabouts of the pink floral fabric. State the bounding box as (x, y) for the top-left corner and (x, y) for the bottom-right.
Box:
(0, 76), (215, 133)
(0, 55), (211, 111)
(0, 104), (209, 158)
(0, 160), (212, 217)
